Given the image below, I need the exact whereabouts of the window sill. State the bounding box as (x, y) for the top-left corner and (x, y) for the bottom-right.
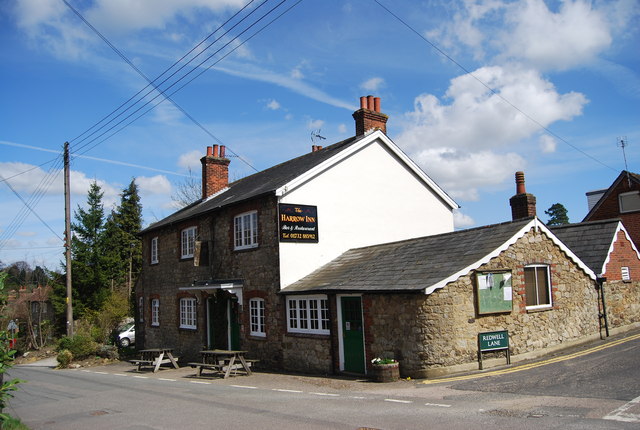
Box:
(234, 245), (259, 252)
(179, 326), (197, 331)
(526, 305), (553, 313)
(285, 331), (330, 339)
(249, 334), (267, 340)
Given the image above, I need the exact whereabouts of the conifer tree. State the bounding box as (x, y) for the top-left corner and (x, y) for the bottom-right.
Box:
(545, 203), (570, 226)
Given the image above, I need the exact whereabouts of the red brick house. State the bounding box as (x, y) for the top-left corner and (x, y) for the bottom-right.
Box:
(584, 171), (640, 248)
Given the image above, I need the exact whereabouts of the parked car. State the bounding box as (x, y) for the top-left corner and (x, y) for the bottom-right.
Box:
(118, 323), (135, 347)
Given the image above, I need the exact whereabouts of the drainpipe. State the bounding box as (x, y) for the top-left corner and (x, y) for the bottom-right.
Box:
(597, 276), (609, 338)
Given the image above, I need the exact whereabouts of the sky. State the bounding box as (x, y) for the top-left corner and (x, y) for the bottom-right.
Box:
(1, 0), (639, 271)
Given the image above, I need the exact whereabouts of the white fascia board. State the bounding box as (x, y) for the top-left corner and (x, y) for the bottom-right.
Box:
(424, 217), (597, 295)
(275, 130), (459, 210)
(601, 221), (640, 277)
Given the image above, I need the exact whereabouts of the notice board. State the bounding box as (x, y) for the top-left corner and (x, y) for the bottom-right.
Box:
(476, 271), (512, 314)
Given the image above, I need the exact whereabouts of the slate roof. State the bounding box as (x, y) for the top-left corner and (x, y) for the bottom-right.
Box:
(550, 219), (622, 275)
(282, 217), (537, 294)
(142, 135), (361, 233)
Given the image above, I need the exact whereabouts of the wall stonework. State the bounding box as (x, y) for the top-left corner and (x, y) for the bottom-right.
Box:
(365, 229), (599, 378)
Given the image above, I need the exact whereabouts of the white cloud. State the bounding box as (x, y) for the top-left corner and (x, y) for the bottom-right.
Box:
(137, 175), (172, 195)
(17, 231), (37, 237)
(338, 124), (347, 134)
(539, 134), (557, 153)
(177, 150), (202, 170)
(307, 119), (325, 130)
(453, 210), (475, 228)
(360, 77), (385, 92)
(290, 67), (304, 79)
(266, 99), (281, 110)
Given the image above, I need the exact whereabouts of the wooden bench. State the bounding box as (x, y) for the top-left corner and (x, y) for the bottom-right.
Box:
(131, 357), (180, 371)
(188, 362), (222, 377)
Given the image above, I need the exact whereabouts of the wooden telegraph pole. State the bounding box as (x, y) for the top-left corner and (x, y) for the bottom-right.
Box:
(64, 142), (74, 336)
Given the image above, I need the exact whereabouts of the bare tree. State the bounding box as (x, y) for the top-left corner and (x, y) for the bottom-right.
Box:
(171, 168), (201, 208)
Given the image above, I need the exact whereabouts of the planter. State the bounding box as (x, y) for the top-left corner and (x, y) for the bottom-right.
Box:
(371, 362), (399, 382)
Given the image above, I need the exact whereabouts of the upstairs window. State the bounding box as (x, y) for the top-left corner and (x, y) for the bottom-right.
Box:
(150, 237), (158, 264)
(151, 298), (160, 326)
(234, 211), (258, 250)
(249, 298), (266, 337)
(619, 191), (640, 213)
(524, 265), (552, 309)
(181, 227), (197, 258)
(179, 297), (196, 329)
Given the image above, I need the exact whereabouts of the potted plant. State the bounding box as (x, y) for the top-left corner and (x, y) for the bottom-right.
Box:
(371, 357), (399, 382)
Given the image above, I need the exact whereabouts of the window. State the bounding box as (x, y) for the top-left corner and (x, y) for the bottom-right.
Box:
(138, 296), (144, 322)
(234, 211), (258, 250)
(286, 296), (329, 335)
(151, 298), (160, 326)
(179, 297), (197, 329)
(524, 265), (552, 308)
(619, 191), (640, 213)
(622, 266), (631, 281)
(151, 237), (158, 264)
(249, 298), (266, 337)
(181, 227), (197, 258)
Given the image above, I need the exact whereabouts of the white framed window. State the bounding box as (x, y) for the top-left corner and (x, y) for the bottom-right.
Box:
(179, 297), (197, 329)
(150, 237), (158, 264)
(286, 295), (329, 335)
(138, 296), (144, 322)
(151, 298), (160, 326)
(249, 298), (266, 337)
(621, 266), (631, 281)
(234, 211), (258, 250)
(181, 227), (197, 258)
(524, 265), (552, 309)
(619, 191), (640, 213)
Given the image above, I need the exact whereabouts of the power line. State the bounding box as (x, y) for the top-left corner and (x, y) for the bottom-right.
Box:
(372, 0), (617, 173)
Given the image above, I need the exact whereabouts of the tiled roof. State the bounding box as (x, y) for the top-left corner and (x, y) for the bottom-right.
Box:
(583, 170), (640, 221)
(282, 218), (535, 294)
(551, 219), (621, 275)
(142, 135), (361, 232)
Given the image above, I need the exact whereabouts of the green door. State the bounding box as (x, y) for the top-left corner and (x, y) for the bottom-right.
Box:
(341, 296), (365, 374)
(229, 298), (240, 350)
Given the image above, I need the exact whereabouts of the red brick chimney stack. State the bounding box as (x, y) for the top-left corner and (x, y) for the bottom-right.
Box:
(509, 171), (537, 220)
(201, 144), (230, 200)
(353, 95), (388, 136)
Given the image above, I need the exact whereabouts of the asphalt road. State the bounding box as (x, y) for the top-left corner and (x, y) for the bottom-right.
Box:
(5, 330), (640, 429)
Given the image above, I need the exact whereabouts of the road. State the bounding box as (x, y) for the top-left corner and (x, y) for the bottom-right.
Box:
(5, 331), (640, 429)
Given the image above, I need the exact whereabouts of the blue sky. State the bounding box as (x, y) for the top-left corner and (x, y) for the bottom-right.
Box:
(1, 0), (639, 271)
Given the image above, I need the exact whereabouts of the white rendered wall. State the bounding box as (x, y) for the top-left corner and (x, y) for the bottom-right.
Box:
(279, 137), (454, 288)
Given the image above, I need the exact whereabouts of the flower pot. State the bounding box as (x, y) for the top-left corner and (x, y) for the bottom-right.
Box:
(372, 362), (399, 382)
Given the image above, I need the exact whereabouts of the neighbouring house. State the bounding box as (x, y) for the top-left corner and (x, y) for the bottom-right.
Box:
(583, 171), (640, 247)
(137, 96), (459, 371)
(6, 285), (55, 348)
(283, 173), (601, 377)
(551, 219), (640, 331)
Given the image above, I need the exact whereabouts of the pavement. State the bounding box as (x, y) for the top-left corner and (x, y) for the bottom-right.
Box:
(14, 326), (640, 400)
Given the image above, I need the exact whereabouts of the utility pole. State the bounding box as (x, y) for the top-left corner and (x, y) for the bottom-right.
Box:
(64, 142), (74, 336)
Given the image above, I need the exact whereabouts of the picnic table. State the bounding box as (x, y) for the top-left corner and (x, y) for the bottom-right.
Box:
(130, 348), (180, 373)
(189, 349), (255, 379)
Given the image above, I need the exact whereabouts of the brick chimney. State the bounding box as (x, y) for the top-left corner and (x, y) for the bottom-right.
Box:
(201, 144), (230, 200)
(509, 171), (537, 220)
(352, 95), (388, 136)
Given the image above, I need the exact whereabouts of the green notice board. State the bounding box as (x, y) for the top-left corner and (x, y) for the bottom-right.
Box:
(476, 271), (512, 314)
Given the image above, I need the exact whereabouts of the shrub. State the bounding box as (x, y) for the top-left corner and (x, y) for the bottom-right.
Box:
(57, 335), (98, 360)
(56, 349), (73, 368)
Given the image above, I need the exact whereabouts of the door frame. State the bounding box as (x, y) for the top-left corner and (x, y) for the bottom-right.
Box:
(336, 294), (366, 374)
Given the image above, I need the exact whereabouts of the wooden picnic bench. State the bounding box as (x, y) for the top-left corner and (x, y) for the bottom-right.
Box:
(190, 350), (256, 378)
(130, 348), (179, 372)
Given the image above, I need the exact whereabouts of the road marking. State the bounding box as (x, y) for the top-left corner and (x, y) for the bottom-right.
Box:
(133, 376), (149, 379)
(385, 399), (412, 404)
(230, 385), (257, 389)
(94, 371), (109, 375)
(604, 395), (640, 423)
(159, 378), (176, 382)
(112, 373), (127, 377)
(190, 380), (210, 385)
(422, 333), (640, 385)
(272, 389), (303, 393)
(425, 402), (451, 408)
(311, 392), (340, 397)
(350, 396), (367, 399)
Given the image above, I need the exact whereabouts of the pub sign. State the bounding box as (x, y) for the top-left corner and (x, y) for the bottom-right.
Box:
(279, 204), (319, 243)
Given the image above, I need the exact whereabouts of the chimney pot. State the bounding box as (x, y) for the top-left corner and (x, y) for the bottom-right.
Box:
(374, 97), (381, 112)
(206, 146), (213, 157)
(213, 144), (219, 158)
(220, 145), (225, 158)
(360, 96), (367, 109)
(515, 171), (526, 194)
(367, 95), (374, 110)
(509, 171), (536, 220)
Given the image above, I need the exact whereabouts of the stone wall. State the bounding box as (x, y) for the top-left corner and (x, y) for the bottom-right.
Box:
(366, 229), (600, 378)
(605, 280), (640, 328)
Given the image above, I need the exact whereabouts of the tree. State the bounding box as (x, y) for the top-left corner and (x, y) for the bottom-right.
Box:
(171, 167), (201, 208)
(0, 273), (22, 420)
(545, 203), (570, 226)
(71, 182), (109, 314)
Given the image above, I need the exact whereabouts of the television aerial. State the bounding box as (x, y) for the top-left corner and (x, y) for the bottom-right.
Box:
(311, 129), (326, 144)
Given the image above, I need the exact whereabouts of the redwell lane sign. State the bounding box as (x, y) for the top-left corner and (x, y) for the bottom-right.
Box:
(478, 330), (510, 370)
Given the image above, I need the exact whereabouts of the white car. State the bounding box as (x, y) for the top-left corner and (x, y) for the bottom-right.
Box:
(118, 324), (135, 347)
